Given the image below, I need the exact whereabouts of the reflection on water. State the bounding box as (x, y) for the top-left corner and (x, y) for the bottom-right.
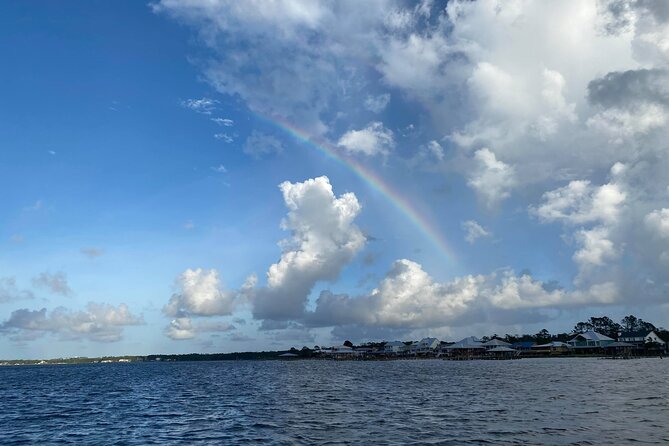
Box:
(1, 358), (668, 445)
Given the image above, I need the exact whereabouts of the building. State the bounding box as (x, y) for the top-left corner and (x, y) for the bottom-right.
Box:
(415, 337), (440, 355)
(443, 336), (485, 358)
(530, 341), (572, 354)
(619, 330), (667, 351)
(482, 338), (511, 350)
(568, 330), (615, 349)
(383, 341), (407, 355)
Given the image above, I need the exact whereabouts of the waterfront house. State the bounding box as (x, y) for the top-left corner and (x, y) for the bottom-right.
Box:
(530, 341), (572, 354)
(482, 338), (511, 350)
(618, 330), (667, 351)
(415, 337), (440, 355)
(567, 330), (615, 350)
(383, 341), (407, 355)
(486, 346), (519, 359)
(443, 337), (485, 358)
(510, 341), (535, 351)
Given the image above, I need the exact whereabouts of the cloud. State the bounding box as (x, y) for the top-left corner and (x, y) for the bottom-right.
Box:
(183, 220), (195, 230)
(211, 164), (227, 173)
(181, 97), (218, 114)
(531, 178), (626, 226)
(462, 220), (491, 244)
(164, 268), (236, 317)
(248, 176), (366, 321)
(10, 234), (24, 243)
(364, 93), (391, 113)
(164, 317), (235, 340)
(80, 247), (104, 259)
(243, 131), (284, 159)
(307, 259), (619, 330)
(0, 277), (34, 303)
(645, 208), (669, 238)
(31, 272), (72, 297)
(337, 122), (394, 156)
(211, 117), (234, 126)
(0, 303), (143, 342)
(467, 148), (515, 210)
(214, 133), (234, 143)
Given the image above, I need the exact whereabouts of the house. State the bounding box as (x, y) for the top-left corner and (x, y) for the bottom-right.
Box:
(443, 336), (485, 357)
(415, 337), (440, 354)
(568, 330), (615, 349)
(482, 338), (511, 350)
(530, 341), (572, 354)
(510, 341), (535, 351)
(486, 346), (519, 359)
(619, 330), (667, 351)
(383, 341), (407, 354)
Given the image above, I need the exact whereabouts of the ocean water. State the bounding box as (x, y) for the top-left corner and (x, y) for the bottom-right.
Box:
(1, 358), (667, 445)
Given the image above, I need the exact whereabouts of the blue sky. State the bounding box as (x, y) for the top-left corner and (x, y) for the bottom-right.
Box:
(2, 0), (669, 359)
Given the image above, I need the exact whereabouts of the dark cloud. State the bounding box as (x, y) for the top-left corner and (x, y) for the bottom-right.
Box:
(587, 69), (669, 108)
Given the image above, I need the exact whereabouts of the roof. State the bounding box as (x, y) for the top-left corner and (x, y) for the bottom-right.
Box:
(569, 330), (614, 342)
(531, 341), (571, 349)
(445, 336), (485, 349)
(511, 341), (535, 348)
(483, 339), (511, 347)
(488, 346), (517, 352)
(620, 330), (653, 338)
(279, 353), (299, 357)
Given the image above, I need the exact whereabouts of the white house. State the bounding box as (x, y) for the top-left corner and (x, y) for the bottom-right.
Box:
(619, 330), (666, 350)
(415, 337), (440, 354)
(383, 341), (406, 354)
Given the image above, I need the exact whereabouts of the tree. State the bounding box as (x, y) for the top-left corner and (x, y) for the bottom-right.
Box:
(573, 321), (593, 334)
(621, 315), (638, 332)
(535, 329), (551, 343)
(343, 340), (353, 348)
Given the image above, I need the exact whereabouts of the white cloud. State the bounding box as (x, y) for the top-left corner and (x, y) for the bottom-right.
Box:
(211, 117), (234, 126)
(181, 97), (218, 114)
(531, 179), (626, 225)
(0, 303), (143, 342)
(462, 220), (491, 244)
(165, 317), (195, 340)
(337, 122), (394, 156)
(164, 268), (236, 317)
(249, 176), (366, 321)
(364, 94), (391, 113)
(211, 164), (227, 173)
(467, 148), (515, 210)
(573, 226), (618, 269)
(214, 133), (234, 143)
(243, 131), (284, 159)
(645, 208), (669, 238)
(308, 259), (619, 330)
(31, 272), (72, 297)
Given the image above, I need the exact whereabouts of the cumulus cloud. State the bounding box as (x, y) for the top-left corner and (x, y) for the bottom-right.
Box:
(249, 176), (366, 321)
(164, 268), (236, 317)
(531, 177), (626, 226)
(645, 208), (669, 238)
(243, 131), (284, 159)
(462, 220), (491, 244)
(467, 148), (515, 210)
(307, 259), (619, 330)
(0, 303), (143, 342)
(164, 317), (235, 340)
(337, 122), (394, 156)
(0, 277), (34, 303)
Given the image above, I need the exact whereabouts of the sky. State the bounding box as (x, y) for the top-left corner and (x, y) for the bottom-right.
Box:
(2, 0), (669, 359)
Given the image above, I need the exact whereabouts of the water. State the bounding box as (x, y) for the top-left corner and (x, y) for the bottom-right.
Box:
(1, 358), (667, 445)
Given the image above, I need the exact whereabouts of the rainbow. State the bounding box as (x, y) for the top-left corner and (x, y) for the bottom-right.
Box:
(253, 114), (456, 262)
